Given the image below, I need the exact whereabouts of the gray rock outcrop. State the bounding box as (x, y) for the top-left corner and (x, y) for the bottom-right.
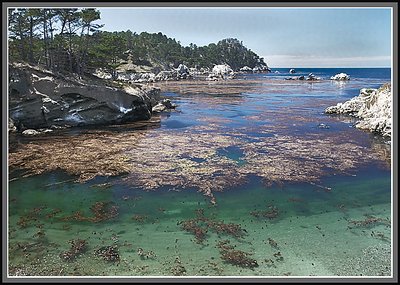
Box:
(9, 62), (160, 130)
(325, 83), (391, 137)
(285, 73), (321, 81)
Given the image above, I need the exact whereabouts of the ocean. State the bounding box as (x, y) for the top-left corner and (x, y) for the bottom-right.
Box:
(8, 68), (392, 277)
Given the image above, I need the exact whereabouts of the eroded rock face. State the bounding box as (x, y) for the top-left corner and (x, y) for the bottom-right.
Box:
(9, 62), (160, 130)
(325, 84), (391, 137)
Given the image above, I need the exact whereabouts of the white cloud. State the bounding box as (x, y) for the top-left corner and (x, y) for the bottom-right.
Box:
(264, 55), (391, 68)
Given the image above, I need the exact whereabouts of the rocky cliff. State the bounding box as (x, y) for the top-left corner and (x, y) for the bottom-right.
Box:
(325, 83), (391, 138)
(9, 62), (160, 131)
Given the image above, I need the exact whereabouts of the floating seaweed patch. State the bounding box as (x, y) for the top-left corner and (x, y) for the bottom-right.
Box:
(94, 245), (120, 262)
(179, 209), (246, 244)
(132, 214), (149, 223)
(171, 256), (187, 276)
(137, 248), (157, 260)
(179, 218), (208, 244)
(60, 201), (119, 223)
(45, 208), (62, 219)
(250, 206), (279, 220)
(264, 258), (276, 268)
(273, 251), (284, 262)
(207, 220), (246, 239)
(216, 240), (258, 269)
(348, 215), (391, 229)
(267, 238), (279, 249)
(59, 239), (87, 262)
(16, 206), (47, 229)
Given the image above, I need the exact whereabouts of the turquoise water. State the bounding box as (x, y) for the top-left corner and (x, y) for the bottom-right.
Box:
(8, 68), (392, 277)
(8, 166), (391, 276)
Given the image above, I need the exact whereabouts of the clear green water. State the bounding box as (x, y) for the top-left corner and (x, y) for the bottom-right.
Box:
(8, 165), (391, 276)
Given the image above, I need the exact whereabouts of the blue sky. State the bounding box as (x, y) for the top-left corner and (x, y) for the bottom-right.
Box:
(97, 8), (392, 68)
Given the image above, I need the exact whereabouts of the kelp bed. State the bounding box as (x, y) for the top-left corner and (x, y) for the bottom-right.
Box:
(8, 123), (383, 205)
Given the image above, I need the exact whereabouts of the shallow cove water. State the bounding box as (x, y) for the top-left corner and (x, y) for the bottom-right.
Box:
(8, 68), (392, 277)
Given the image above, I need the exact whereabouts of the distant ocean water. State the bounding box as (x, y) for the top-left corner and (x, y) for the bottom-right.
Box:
(266, 67), (391, 80)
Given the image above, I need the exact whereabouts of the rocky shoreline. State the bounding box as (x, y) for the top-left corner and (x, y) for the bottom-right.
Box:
(325, 83), (391, 138)
(96, 63), (271, 84)
(8, 62), (162, 133)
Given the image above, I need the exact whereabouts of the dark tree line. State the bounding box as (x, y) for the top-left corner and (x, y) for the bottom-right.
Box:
(9, 8), (268, 77)
(9, 8), (103, 75)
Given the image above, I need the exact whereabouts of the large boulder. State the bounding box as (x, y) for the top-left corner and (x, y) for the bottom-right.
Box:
(325, 83), (391, 137)
(176, 64), (190, 79)
(212, 64), (234, 77)
(9, 62), (160, 130)
(207, 64), (234, 80)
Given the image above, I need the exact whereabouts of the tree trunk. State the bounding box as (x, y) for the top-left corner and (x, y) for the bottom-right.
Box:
(17, 17), (27, 61)
(43, 11), (48, 68)
(28, 16), (34, 63)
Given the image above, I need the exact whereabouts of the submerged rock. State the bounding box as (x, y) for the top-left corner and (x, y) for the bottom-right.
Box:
(9, 62), (160, 130)
(330, 73), (350, 81)
(285, 73), (321, 81)
(289, 69), (296, 74)
(152, 99), (177, 113)
(325, 83), (391, 137)
(306, 73), (320, 80)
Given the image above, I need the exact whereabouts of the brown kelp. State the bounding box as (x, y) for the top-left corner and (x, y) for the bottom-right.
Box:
(179, 209), (246, 244)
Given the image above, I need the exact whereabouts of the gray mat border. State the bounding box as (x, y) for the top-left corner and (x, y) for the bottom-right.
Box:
(2, 1), (397, 283)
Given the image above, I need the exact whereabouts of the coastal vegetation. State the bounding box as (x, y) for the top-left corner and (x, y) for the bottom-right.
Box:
(8, 8), (268, 77)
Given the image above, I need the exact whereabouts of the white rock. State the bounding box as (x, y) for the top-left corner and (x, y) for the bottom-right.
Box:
(152, 103), (167, 113)
(240, 66), (253, 72)
(176, 64), (189, 75)
(330, 73), (350, 81)
(325, 84), (391, 137)
(211, 64), (234, 77)
(94, 69), (113, 80)
(22, 129), (41, 136)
